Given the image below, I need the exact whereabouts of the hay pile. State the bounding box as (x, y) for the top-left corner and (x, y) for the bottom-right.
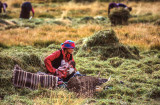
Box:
(76, 16), (109, 25)
(0, 53), (45, 98)
(0, 53), (44, 72)
(77, 16), (97, 24)
(76, 30), (140, 59)
(109, 8), (130, 25)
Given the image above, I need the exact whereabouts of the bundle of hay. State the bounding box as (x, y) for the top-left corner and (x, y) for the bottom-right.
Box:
(76, 30), (140, 60)
(83, 29), (119, 47)
(109, 8), (130, 25)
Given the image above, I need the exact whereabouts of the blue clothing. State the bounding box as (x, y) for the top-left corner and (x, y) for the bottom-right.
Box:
(117, 3), (127, 8)
(108, 3), (118, 10)
(108, 3), (127, 15)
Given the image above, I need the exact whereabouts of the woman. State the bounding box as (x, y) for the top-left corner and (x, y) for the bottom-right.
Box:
(20, 2), (34, 19)
(44, 40), (76, 82)
(0, 2), (7, 14)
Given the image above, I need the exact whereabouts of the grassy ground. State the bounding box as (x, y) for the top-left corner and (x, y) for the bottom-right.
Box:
(0, 0), (160, 105)
(0, 1), (160, 49)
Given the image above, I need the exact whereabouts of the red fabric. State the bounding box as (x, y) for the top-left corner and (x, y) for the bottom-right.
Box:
(57, 70), (68, 79)
(61, 40), (75, 49)
(44, 50), (74, 75)
(31, 8), (34, 16)
(44, 50), (61, 74)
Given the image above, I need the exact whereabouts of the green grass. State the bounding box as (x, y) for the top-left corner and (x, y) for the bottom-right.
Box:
(1, 44), (160, 104)
(0, 1), (160, 104)
(129, 14), (160, 23)
(38, 14), (55, 18)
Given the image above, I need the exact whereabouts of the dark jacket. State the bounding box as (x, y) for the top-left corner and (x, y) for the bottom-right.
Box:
(0, 2), (2, 13)
(20, 2), (33, 19)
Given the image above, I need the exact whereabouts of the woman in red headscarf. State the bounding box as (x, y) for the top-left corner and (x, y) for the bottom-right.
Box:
(44, 40), (76, 81)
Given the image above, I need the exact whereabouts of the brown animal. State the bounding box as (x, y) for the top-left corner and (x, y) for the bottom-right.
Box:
(67, 76), (108, 97)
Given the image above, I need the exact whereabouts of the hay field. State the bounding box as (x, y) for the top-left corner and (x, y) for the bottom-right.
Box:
(0, 1), (160, 49)
(0, 0), (160, 105)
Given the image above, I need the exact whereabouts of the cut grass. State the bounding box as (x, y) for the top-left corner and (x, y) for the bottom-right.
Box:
(0, 1), (160, 105)
(0, 44), (160, 104)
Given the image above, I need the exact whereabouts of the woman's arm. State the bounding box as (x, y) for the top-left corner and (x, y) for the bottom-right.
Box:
(44, 50), (60, 74)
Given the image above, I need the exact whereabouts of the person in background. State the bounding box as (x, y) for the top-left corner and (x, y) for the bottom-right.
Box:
(20, 2), (34, 19)
(44, 40), (80, 82)
(108, 2), (132, 15)
(0, 1), (8, 14)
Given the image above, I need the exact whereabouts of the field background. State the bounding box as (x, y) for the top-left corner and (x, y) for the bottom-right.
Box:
(0, 0), (160, 105)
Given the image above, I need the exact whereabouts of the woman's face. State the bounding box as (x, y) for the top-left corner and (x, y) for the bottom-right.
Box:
(66, 48), (74, 54)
